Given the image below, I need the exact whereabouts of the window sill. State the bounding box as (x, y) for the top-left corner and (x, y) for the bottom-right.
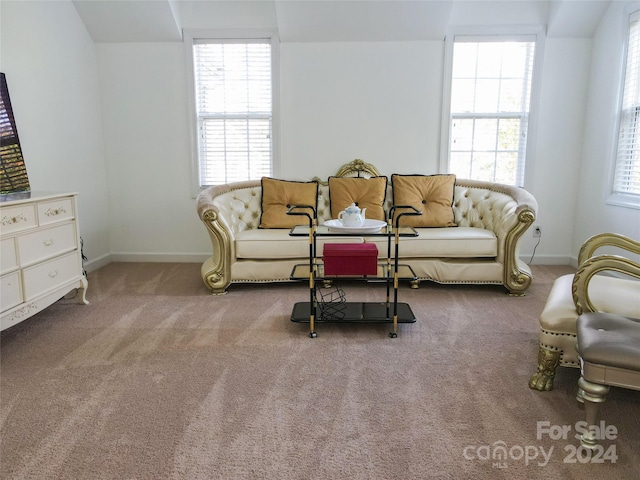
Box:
(606, 192), (640, 210)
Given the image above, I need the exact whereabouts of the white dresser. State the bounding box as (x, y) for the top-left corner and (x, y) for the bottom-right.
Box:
(1, 192), (88, 331)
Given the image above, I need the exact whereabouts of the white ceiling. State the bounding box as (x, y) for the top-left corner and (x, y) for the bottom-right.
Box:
(72, 0), (613, 43)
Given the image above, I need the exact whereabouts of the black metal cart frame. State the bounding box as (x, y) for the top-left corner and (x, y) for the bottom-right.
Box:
(287, 205), (421, 338)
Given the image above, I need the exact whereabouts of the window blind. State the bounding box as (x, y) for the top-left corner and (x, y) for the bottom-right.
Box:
(193, 41), (272, 186)
(448, 38), (535, 187)
(613, 11), (640, 196)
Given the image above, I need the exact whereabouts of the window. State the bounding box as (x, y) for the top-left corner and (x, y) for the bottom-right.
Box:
(442, 34), (539, 187)
(612, 10), (640, 201)
(188, 36), (275, 188)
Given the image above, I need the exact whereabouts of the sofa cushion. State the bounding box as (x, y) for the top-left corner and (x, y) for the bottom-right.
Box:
(391, 174), (456, 227)
(236, 229), (364, 259)
(328, 176), (387, 221)
(259, 177), (318, 229)
(364, 227), (497, 258)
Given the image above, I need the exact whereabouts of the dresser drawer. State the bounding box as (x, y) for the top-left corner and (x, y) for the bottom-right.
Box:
(0, 203), (37, 234)
(1, 237), (18, 274)
(17, 222), (77, 266)
(1, 271), (23, 313)
(37, 197), (74, 226)
(23, 252), (80, 301)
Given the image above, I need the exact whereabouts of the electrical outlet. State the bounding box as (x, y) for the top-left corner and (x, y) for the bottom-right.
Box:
(533, 226), (542, 238)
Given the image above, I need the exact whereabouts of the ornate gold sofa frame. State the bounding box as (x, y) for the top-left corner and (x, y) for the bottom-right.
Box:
(530, 233), (640, 391)
(196, 160), (537, 295)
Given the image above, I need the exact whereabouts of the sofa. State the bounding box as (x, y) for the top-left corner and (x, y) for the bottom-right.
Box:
(196, 160), (538, 295)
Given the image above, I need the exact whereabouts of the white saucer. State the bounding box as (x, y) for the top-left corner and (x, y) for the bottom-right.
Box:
(323, 219), (387, 234)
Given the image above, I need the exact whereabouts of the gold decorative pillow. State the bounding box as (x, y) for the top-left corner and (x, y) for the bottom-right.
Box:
(328, 176), (388, 221)
(259, 177), (318, 228)
(391, 174), (456, 227)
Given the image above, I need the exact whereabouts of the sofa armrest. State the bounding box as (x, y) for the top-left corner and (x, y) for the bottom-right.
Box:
(454, 179), (538, 294)
(196, 180), (261, 294)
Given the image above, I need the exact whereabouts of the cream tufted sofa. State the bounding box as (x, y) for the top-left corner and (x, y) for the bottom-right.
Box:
(196, 161), (537, 295)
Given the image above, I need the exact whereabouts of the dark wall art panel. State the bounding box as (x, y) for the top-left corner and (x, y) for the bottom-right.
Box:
(1, 72), (31, 195)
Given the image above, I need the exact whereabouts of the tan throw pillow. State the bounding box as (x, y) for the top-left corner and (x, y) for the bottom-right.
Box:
(259, 177), (318, 228)
(391, 174), (456, 227)
(328, 176), (388, 221)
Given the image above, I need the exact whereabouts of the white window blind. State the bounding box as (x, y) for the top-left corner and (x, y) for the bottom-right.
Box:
(447, 37), (536, 187)
(193, 40), (272, 186)
(613, 11), (640, 197)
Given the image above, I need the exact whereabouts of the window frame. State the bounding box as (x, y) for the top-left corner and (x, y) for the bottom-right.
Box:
(607, 8), (640, 210)
(439, 26), (545, 189)
(184, 29), (280, 196)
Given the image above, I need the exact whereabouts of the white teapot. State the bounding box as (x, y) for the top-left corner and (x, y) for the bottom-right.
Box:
(338, 203), (367, 227)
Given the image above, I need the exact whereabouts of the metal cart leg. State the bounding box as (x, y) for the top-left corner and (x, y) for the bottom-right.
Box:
(389, 228), (400, 338)
(309, 227), (317, 338)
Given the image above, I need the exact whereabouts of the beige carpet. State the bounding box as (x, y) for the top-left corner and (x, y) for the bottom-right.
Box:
(1, 263), (638, 479)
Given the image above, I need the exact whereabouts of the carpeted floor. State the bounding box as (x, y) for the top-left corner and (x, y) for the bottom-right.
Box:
(1, 263), (638, 479)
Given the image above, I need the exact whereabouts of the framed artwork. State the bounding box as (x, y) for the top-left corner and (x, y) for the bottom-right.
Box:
(1, 72), (30, 195)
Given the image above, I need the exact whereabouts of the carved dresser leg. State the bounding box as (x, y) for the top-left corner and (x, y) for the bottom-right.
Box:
(529, 347), (561, 391)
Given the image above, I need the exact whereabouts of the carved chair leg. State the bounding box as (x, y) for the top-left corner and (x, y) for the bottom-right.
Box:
(577, 377), (610, 449)
(529, 347), (561, 391)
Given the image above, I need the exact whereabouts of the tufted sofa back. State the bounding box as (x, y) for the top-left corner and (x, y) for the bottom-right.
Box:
(203, 179), (525, 243)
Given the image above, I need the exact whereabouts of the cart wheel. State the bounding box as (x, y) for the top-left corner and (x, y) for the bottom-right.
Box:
(388, 332), (397, 338)
(309, 331), (317, 338)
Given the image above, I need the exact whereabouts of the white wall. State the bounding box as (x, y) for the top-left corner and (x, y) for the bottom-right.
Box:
(279, 41), (443, 179)
(3, 0), (635, 267)
(94, 33), (592, 263)
(525, 37), (592, 263)
(96, 43), (206, 260)
(0, 0), (110, 269)
(574, 0), (640, 259)
(279, 38), (594, 264)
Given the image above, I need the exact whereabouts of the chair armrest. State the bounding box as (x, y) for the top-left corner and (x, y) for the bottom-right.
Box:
(577, 233), (640, 265)
(572, 254), (640, 315)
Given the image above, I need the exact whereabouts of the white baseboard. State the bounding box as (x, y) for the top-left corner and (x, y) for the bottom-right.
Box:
(88, 253), (571, 273)
(520, 254), (573, 266)
(84, 253), (209, 272)
(84, 253), (112, 273)
(109, 253), (210, 264)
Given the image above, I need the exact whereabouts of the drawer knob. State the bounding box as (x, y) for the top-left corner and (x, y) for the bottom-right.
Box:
(48, 270), (58, 278)
(43, 239), (54, 247)
(1, 213), (28, 225)
(44, 207), (67, 217)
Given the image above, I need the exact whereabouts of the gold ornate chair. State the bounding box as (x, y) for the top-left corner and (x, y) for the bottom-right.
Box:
(529, 233), (640, 391)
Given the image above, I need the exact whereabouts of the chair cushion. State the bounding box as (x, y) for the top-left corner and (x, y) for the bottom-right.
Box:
(540, 274), (640, 334)
(577, 313), (640, 371)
